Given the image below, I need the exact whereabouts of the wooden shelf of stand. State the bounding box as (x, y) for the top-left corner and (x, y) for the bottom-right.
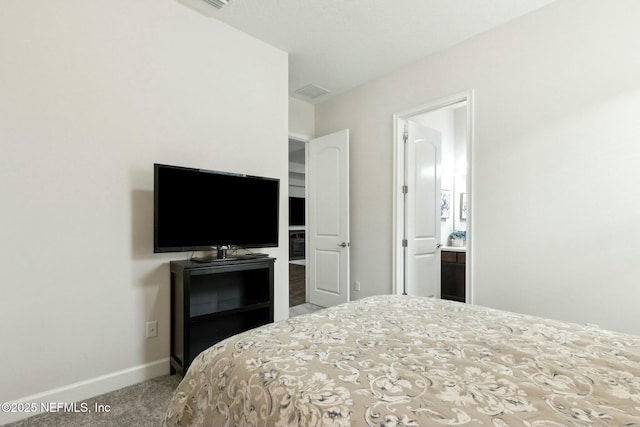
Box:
(169, 257), (275, 375)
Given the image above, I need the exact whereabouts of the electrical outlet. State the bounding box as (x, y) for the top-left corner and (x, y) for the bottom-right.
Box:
(355, 281), (361, 291)
(146, 321), (158, 338)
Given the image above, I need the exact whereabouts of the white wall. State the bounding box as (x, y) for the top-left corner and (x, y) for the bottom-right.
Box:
(0, 0), (288, 421)
(289, 97), (315, 138)
(288, 97), (313, 213)
(453, 106), (468, 234)
(315, 0), (640, 335)
(288, 97), (314, 190)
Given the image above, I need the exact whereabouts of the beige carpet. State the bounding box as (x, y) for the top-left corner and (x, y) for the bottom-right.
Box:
(7, 305), (325, 427)
(4, 375), (181, 427)
(289, 302), (323, 317)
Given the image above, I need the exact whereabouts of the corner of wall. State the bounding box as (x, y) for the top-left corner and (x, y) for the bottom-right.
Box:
(289, 97), (315, 138)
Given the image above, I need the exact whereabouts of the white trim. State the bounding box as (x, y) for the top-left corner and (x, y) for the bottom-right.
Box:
(288, 132), (311, 309)
(0, 358), (170, 425)
(392, 116), (406, 295)
(392, 90), (474, 302)
(464, 93), (475, 305)
(288, 132), (311, 143)
(394, 92), (472, 120)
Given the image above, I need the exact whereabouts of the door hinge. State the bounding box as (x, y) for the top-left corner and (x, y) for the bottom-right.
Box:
(402, 185), (408, 194)
(402, 239), (408, 247)
(402, 130), (408, 142)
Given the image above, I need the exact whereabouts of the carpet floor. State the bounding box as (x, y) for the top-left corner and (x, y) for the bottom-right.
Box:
(5, 304), (325, 427)
(289, 302), (324, 317)
(4, 375), (181, 427)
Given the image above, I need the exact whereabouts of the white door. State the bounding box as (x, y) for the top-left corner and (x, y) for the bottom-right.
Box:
(405, 120), (441, 297)
(307, 129), (350, 307)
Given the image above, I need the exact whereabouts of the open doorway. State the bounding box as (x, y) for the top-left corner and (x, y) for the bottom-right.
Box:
(288, 137), (307, 307)
(393, 92), (473, 303)
(287, 130), (351, 312)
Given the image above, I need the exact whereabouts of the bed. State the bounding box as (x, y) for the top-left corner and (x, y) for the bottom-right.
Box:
(163, 295), (640, 426)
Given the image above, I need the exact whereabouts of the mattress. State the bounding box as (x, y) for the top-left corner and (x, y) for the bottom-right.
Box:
(163, 295), (640, 426)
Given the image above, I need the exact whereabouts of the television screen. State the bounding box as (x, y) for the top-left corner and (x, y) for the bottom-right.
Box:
(289, 197), (305, 226)
(154, 163), (279, 253)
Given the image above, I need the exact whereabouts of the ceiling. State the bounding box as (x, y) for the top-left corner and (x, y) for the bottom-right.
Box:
(199, 0), (556, 103)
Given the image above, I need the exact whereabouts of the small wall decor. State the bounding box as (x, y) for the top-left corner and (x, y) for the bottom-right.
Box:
(460, 193), (468, 220)
(440, 189), (450, 219)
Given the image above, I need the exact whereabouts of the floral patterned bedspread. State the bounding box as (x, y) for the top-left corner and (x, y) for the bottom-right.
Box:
(163, 295), (640, 427)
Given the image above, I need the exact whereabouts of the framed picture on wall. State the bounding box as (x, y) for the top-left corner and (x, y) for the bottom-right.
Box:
(460, 193), (468, 220)
(440, 189), (450, 219)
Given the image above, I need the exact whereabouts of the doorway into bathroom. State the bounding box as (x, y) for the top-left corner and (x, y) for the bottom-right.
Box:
(393, 92), (472, 303)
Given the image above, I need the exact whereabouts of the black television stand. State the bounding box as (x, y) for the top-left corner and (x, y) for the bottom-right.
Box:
(169, 257), (275, 375)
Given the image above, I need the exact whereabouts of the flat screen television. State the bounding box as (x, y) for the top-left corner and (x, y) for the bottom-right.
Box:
(154, 163), (279, 253)
(289, 197), (305, 226)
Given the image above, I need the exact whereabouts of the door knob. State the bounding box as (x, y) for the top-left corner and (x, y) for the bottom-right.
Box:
(436, 243), (442, 248)
(337, 242), (348, 248)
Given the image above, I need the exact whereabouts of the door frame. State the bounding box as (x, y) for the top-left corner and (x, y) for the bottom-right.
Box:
(288, 133), (310, 304)
(392, 91), (475, 303)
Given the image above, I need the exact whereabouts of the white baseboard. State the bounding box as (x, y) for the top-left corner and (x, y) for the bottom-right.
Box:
(0, 358), (170, 425)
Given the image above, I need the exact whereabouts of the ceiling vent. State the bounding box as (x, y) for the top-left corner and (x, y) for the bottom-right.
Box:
(201, 0), (231, 9)
(295, 84), (330, 100)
